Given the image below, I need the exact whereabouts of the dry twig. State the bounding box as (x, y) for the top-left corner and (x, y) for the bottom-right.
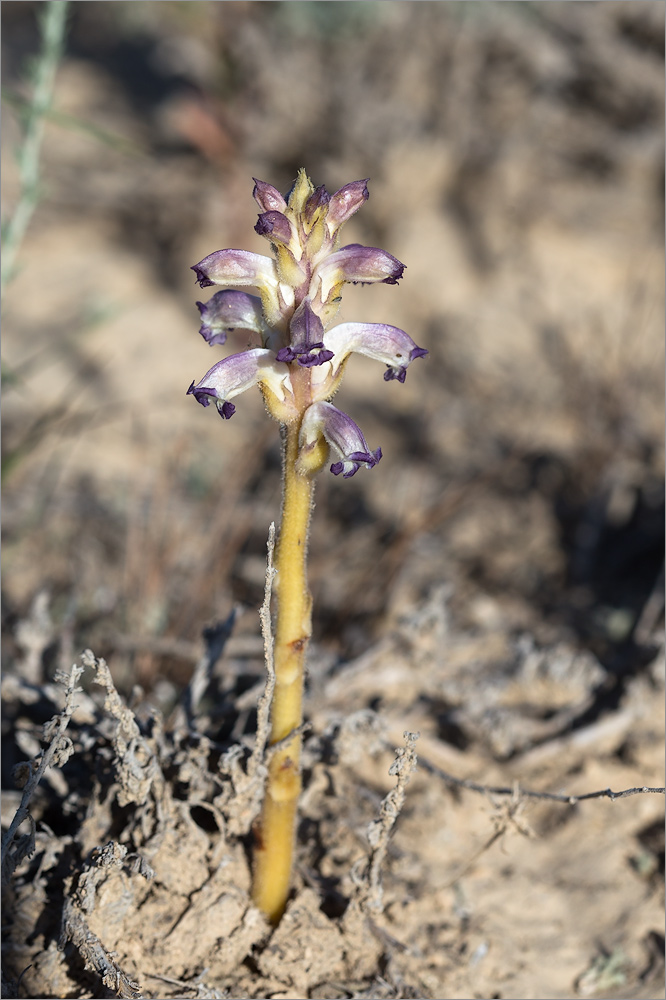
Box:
(354, 731), (420, 913)
(1, 660), (81, 886)
(86, 649), (162, 807)
(409, 743), (665, 804)
(60, 897), (142, 1000)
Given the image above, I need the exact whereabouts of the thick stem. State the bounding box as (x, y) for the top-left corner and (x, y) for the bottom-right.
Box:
(252, 419), (314, 923)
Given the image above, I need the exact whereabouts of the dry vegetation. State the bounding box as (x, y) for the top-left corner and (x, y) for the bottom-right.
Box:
(2, 2), (664, 998)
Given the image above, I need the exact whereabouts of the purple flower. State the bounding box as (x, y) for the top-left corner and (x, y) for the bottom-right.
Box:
(319, 244), (405, 287)
(309, 244), (405, 328)
(323, 321), (427, 383)
(191, 247), (278, 291)
(252, 178), (288, 213)
(325, 180), (369, 235)
(196, 290), (268, 346)
(276, 301), (334, 367)
(304, 185), (331, 226)
(187, 348), (293, 421)
(298, 402), (382, 478)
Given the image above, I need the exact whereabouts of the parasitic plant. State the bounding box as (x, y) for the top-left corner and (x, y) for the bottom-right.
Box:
(188, 170), (427, 922)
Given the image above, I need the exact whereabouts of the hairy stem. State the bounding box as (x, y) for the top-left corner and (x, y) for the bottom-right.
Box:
(252, 420), (314, 922)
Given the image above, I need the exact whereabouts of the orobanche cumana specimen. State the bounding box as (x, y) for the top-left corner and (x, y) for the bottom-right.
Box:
(188, 170), (427, 922)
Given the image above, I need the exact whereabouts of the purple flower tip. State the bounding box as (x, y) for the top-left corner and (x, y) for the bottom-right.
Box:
(331, 447), (382, 477)
(383, 345), (427, 382)
(298, 348), (335, 368)
(352, 447), (381, 468)
(191, 265), (214, 288)
(276, 346), (297, 363)
(254, 210), (292, 244)
(382, 263), (405, 285)
(187, 382), (212, 407)
(198, 324), (228, 346)
(254, 216), (271, 237)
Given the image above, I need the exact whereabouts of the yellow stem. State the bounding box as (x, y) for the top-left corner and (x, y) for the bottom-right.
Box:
(252, 419), (314, 923)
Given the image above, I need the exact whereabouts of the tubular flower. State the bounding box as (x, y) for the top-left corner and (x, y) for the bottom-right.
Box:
(196, 290), (268, 346)
(188, 170), (427, 475)
(297, 402), (382, 478)
(186, 348), (293, 421)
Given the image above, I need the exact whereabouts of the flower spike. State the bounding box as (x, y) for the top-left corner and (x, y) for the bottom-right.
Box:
(188, 173), (420, 431)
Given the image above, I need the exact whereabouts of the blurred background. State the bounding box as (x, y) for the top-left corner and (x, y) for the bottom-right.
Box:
(2, 0), (664, 702)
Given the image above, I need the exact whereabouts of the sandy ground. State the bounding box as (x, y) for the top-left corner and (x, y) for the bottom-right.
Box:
(2, 3), (664, 998)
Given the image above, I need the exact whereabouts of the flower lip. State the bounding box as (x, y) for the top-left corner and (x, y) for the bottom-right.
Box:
(274, 299), (334, 367)
(191, 265), (215, 289)
(330, 446), (382, 478)
(187, 381), (236, 418)
(187, 380), (212, 406)
(275, 342), (335, 367)
(298, 347), (335, 367)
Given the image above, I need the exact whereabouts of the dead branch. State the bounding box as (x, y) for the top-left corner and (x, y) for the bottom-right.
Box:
(355, 731), (420, 913)
(60, 897), (142, 999)
(1, 660), (83, 886)
(407, 742), (665, 804)
(85, 649), (162, 807)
